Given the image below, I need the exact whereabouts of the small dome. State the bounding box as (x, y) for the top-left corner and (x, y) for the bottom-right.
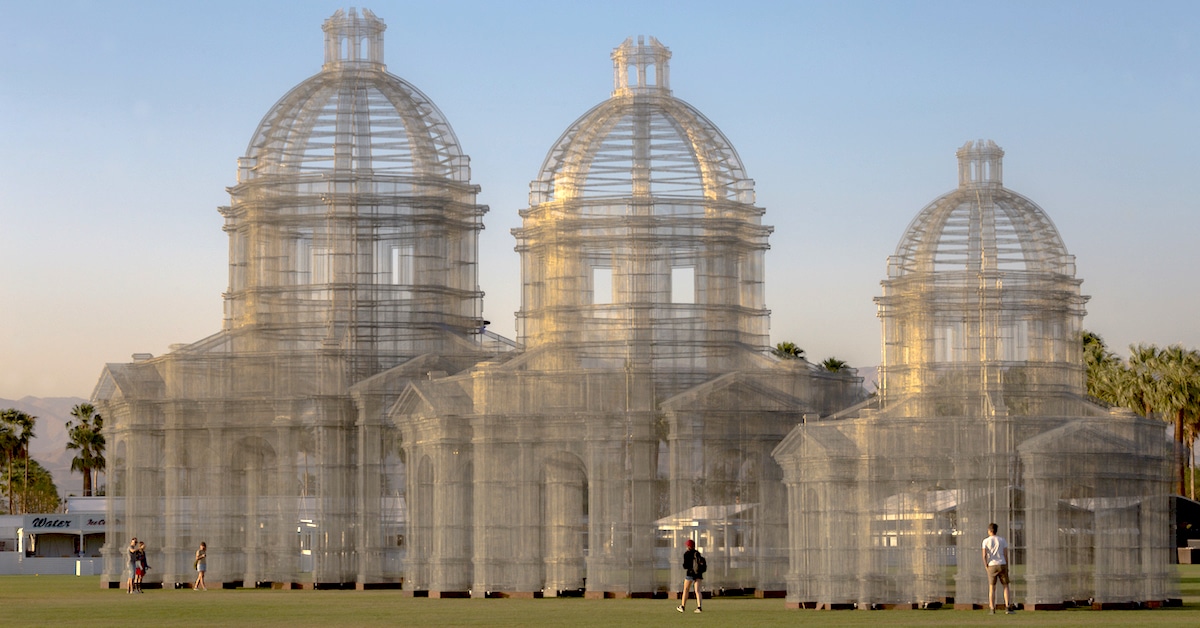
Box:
(530, 36), (753, 206)
(240, 8), (466, 182)
(889, 140), (1073, 277)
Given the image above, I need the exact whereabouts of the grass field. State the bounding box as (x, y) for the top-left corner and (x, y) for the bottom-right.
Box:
(2, 568), (1199, 627)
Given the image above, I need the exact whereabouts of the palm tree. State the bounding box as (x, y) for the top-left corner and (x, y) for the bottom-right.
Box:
(0, 414), (15, 514)
(0, 409), (35, 513)
(1124, 344), (1164, 418)
(16, 412), (34, 513)
(773, 342), (805, 360)
(1123, 344), (1200, 496)
(819, 357), (850, 373)
(1156, 346), (1200, 496)
(66, 404), (105, 497)
(1188, 419), (1200, 500)
(1, 457), (61, 514)
(0, 410), (36, 513)
(1082, 331), (1125, 405)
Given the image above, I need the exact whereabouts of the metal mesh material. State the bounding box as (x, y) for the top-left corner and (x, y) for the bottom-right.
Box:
(773, 141), (1175, 609)
(391, 36), (862, 597)
(91, 11), (1170, 604)
(94, 9), (495, 587)
(91, 19), (861, 594)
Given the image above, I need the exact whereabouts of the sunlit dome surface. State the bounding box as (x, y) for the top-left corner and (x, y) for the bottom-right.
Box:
(242, 8), (465, 181)
(876, 140), (1087, 399)
(531, 36), (753, 205)
(890, 140), (1072, 276)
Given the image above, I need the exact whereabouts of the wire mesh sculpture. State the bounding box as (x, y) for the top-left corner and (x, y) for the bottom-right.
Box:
(773, 141), (1175, 609)
(390, 35), (861, 598)
(90, 9), (1172, 605)
(94, 8), (493, 588)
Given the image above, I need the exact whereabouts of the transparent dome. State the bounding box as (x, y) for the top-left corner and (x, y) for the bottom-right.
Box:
(514, 36), (771, 358)
(774, 141), (1169, 613)
(95, 8), (489, 592)
(530, 36), (754, 206)
(889, 140), (1073, 277)
(876, 140), (1088, 404)
(240, 8), (467, 182)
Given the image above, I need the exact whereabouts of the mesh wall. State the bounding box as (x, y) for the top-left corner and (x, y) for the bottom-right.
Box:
(93, 9), (495, 588)
(391, 36), (863, 597)
(773, 141), (1175, 609)
(91, 22), (861, 595)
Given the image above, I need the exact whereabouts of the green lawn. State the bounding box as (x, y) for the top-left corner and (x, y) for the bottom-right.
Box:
(2, 569), (1199, 627)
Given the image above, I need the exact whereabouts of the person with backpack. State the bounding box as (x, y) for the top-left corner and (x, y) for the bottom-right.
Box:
(676, 539), (705, 613)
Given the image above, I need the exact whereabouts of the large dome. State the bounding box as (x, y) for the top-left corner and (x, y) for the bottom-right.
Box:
(530, 36), (753, 206)
(876, 140), (1087, 403)
(889, 140), (1073, 277)
(240, 8), (466, 182)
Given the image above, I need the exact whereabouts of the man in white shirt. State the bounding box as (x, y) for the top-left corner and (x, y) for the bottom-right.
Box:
(981, 522), (1013, 614)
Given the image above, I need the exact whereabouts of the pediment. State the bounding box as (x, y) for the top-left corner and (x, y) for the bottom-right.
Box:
(662, 371), (809, 413)
(1017, 419), (1139, 456)
(773, 421), (860, 461)
(388, 378), (474, 425)
(92, 362), (165, 403)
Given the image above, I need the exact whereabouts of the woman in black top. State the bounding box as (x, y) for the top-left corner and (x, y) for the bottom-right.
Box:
(676, 539), (703, 613)
(134, 541), (148, 592)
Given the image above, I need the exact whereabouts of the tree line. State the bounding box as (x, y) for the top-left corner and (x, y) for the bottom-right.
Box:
(0, 403), (106, 514)
(772, 342), (851, 373)
(1084, 332), (1200, 498)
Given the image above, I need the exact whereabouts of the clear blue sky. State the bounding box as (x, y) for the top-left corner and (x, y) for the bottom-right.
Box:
(1, 1), (1197, 399)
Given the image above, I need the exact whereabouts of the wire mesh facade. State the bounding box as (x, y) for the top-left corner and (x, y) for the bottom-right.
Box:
(93, 8), (497, 588)
(389, 36), (862, 598)
(88, 9), (1172, 605)
(773, 141), (1175, 610)
(90, 18), (861, 594)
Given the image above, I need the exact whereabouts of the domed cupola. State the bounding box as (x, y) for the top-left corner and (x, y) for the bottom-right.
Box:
(220, 8), (486, 379)
(529, 36), (753, 204)
(238, 7), (468, 182)
(514, 37), (771, 381)
(875, 140), (1089, 412)
(889, 140), (1074, 277)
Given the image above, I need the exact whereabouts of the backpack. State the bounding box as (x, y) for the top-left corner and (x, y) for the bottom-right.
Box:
(695, 552), (707, 575)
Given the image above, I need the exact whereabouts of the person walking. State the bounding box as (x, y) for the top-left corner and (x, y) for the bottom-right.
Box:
(193, 542), (208, 591)
(676, 539), (704, 613)
(982, 522), (1013, 614)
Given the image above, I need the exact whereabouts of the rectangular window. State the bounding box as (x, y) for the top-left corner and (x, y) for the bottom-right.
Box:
(390, 245), (414, 285)
(593, 267), (613, 305)
(311, 247), (332, 284)
(671, 266), (695, 304)
(294, 232), (313, 284)
(935, 323), (960, 363)
(1001, 320), (1030, 362)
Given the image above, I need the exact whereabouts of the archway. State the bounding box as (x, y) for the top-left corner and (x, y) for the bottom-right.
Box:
(542, 452), (588, 595)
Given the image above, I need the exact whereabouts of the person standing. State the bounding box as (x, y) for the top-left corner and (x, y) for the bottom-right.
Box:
(676, 539), (703, 613)
(126, 537), (138, 594)
(982, 522), (1013, 614)
(134, 541), (149, 593)
(194, 542), (208, 591)
(136, 542), (150, 593)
